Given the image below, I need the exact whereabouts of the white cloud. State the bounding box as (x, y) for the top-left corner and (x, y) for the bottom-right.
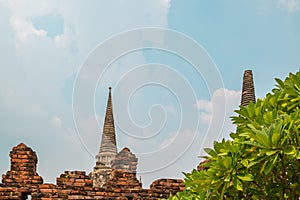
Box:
(196, 99), (212, 123)
(278, 0), (300, 13)
(137, 128), (200, 188)
(196, 88), (241, 143)
(9, 16), (47, 41)
(196, 99), (212, 113)
(196, 88), (241, 123)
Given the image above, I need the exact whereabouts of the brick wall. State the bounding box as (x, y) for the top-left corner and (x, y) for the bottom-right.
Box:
(0, 144), (184, 199)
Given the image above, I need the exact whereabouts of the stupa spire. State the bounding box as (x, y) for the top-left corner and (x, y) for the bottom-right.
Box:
(92, 87), (118, 187)
(241, 70), (256, 106)
(99, 87), (117, 156)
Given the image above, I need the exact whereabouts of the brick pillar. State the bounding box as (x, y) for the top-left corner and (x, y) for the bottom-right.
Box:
(106, 147), (142, 191)
(241, 70), (256, 106)
(2, 143), (43, 189)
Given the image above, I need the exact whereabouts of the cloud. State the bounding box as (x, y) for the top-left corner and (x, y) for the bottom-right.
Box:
(278, 0), (300, 13)
(9, 16), (47, 41)
(136, 128), (200, 188)
(196, 88), (241, 143)
(196, 99), (212, 123)
(196, 88), (241, 120)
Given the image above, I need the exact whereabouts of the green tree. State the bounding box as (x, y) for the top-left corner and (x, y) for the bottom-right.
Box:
(169, 71), (300, 199)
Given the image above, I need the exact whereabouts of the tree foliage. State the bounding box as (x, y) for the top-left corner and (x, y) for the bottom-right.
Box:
(168, 71), (300, 199)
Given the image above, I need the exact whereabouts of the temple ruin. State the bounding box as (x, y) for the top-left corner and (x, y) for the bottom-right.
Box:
(91, 87), (118, 188)
(241, 70), (256, 106)
(0, 70), (256, 199)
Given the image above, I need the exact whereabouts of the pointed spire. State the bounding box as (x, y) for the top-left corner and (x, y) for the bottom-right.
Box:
(100, 87), (117, 153)
(96, 87), (117, 167)
(241, 70), (256, 106)
(92, 87), (118, 188)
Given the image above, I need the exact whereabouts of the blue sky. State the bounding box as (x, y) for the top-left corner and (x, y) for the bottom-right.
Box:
(0, 0), (299, 187)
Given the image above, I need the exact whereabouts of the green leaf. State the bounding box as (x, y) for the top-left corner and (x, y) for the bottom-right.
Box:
(251, 132), (270, 148)
(283, 146), (296, 156)
(241, 159), (249, 167)
(233, 177), (243, 191)
(263, 111), (273, 124)
(297, 151), (300, 159)
(248, 156), (266, 168)
(218, 152), (228, 156)
(237, 174), (254, 181)
(264, 155), (278, 175)
(260, 157), (268, 174)
(204, 148), (218, 157)
(271, 133), (280, 146)
(243, 140), (265, 148)
(275, 78), (285, 89)
(266, 149), (278, 156)
(223, 157), (232, 169)
(248, 103), (255, 118)
(268, 97), (274, 108)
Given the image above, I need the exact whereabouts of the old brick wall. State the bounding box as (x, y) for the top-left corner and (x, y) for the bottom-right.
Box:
(1, 143), (184, 199)
(0, 184), (22, 200)
(106, 148), (142, 190)
(1, 143), (43, 199)
(150, 179), (184, 198)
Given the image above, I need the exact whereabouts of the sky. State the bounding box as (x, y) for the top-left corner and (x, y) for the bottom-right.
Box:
(0, 0), (299, 188)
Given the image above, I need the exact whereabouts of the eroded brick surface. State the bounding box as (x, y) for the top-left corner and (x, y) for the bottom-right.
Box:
(1, 143), (184, 199)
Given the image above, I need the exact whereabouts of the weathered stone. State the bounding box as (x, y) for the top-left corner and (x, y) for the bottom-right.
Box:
(241, 69), (256, 106)
(2, 143), (43, 189)
(0, 144), (184, 199)
(91, 87), (118, 188)
(0, 85), (197, 199)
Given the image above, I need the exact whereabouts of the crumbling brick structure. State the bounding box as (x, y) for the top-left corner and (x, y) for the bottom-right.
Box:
(106, 148), (142, 191)
(0, 88), (186, 199)
(1, 143), (43, 199)
(0, 143), (184, 199)
(0, 70), (257, 199)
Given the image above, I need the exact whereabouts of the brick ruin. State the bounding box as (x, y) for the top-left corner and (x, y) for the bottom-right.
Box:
(0, 70), (256, 199)
(0, 143), (43, 199)
(91, 87), (118, 188)
(0, 143), (184, 199)
(0, 87), (186, 199)
(241, 70), (256, 106)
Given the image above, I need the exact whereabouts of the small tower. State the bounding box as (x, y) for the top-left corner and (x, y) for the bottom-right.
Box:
(96, 87), (117, 166)
(2, 143), (43, 198)
(105, 147), (142, 190)
(91, 87), (117, 187)
(241, 70), (256, 106)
